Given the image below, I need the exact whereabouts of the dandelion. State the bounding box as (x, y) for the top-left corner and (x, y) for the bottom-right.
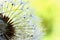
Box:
(0, 0), (45, 40)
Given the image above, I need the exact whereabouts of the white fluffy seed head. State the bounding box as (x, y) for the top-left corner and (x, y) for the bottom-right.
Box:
(0, 0), (45, 40)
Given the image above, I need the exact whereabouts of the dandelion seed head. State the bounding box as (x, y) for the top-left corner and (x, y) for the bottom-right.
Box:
(0, 0), (45, 40)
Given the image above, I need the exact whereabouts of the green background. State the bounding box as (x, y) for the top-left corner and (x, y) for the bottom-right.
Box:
(30, 0), (60, 40)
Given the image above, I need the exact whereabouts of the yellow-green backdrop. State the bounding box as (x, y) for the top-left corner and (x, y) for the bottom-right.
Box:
(30, 0), (60, 40)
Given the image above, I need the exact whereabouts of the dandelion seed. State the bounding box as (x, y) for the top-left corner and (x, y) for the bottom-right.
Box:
(0, 0), (45, 40)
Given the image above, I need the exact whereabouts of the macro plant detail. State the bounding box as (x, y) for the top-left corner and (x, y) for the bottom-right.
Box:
(0, 0), (45, 40)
